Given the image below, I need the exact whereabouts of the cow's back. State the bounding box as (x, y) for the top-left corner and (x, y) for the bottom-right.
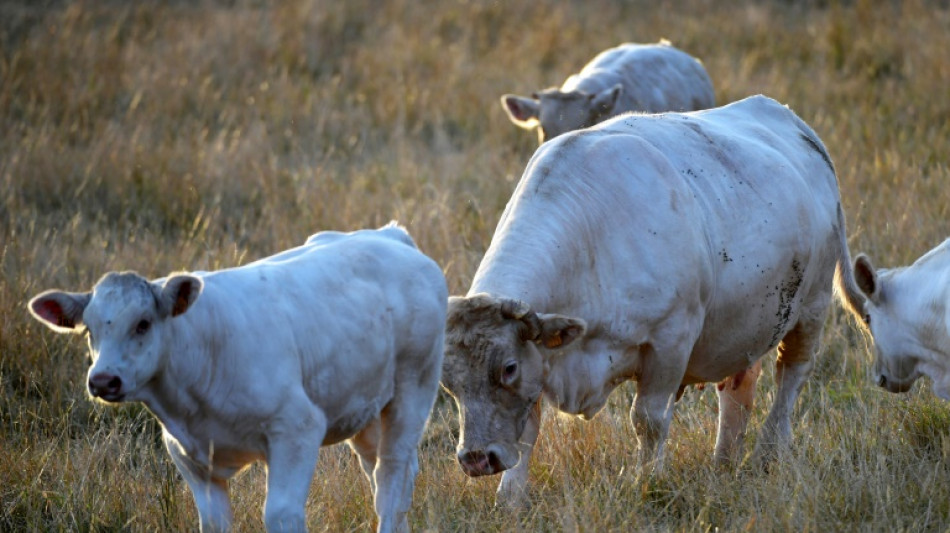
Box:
(565, 42), (715, 112)
(184, 227), (446, 442)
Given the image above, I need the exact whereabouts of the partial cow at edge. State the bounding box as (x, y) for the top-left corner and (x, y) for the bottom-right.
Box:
(501, 40), (716, 144)
(28, 222), (448, 533)
(442, 95), (859, 507)
(837, 238), (950, 399)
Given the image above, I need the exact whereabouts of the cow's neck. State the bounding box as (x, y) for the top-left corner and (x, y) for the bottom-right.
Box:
(139, 316), (217, 449)
(468, 214), (586, 313)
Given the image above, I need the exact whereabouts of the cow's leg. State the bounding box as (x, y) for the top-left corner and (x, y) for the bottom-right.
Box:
(752, 314), (823, 464)
(629, 340), (691, 472)
(348, 417), (382, 495)
(495, 396), (542, 508)
(263, 399), (327, 533)
(164, 433), (232, 533)
(713, 358), (763, 464)
(373, 361), (441, 533)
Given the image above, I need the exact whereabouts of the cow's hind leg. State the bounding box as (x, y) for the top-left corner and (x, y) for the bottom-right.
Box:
(713, 358), (763, 465)
(374, 356), (441, 533)
(752, 314), (823, 465)
(348, 417), (382, 495)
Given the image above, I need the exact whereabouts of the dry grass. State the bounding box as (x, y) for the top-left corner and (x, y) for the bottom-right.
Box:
(3, 0), (950, 531)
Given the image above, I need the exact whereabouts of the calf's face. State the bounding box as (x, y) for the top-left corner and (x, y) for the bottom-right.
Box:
(29, 272), (202, 403)
(854, 256), (923, 394)
(501, 85), (622, 144)
(440, 294), (585, 476)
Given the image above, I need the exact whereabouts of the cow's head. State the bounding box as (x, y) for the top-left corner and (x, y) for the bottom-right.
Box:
(501, 84), (623, 144)
(440, 293), (586, 477)
(853, 255), (926, 395)
(28, 271), (202, 403)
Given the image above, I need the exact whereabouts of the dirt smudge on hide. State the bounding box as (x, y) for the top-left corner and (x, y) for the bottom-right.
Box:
(769, 258), (804, 348)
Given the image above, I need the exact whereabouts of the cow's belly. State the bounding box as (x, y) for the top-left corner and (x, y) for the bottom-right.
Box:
(322, 396), (388, 445)
(685, 289), (805, 383)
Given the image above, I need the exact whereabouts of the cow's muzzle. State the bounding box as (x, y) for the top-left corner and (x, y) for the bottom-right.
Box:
(877, 373), (913, 394)
(458, 449), (507, 477)
(89, 372), (124, 402)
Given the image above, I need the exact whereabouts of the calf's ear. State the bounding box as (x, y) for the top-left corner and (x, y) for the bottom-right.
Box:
(501, 94), (541, 128)
(537, 314), (587, 350)
(28, 290), (91, 333)
(156, 274), (203, 317)
(591, 84), (622, 115)
(854, 254), (879, 303)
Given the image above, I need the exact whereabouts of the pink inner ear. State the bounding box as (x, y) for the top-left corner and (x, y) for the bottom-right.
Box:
(507, 98), (528, 121)
(35, 299), (70, 327)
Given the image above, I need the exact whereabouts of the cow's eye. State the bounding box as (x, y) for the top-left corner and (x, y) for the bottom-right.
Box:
(502, 361), (518, 380)
(135, 320), (151, 335)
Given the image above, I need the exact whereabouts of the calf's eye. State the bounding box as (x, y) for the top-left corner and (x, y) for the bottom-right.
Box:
(135, 320), (151, 335)
(502, 361), (518, 381)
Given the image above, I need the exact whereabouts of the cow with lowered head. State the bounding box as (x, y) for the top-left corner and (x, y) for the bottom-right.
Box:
(837, 238), (950, 399)
(28, 223), (447, 533)
(501, 40), (715, 144)
(442, 95), (858, 506)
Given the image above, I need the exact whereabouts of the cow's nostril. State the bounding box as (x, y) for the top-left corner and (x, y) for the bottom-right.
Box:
(878, 375), (887, 388)
(458, 450), (492, 475)
(486, 450), (503, 472)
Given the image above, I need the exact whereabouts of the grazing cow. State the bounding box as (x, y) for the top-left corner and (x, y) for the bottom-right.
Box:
(28, 223), (447, 533)
(501, 40), (715, 144)
(441, 95), (854, 505)
(836, 239), (950, 399)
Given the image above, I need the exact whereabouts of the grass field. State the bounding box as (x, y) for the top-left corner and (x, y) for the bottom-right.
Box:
(3, 0), (950, 531)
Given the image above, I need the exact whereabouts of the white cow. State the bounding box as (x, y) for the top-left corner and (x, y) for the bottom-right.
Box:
(28, 223), (447, 533)
(441, 95), (855, 505)
(501, 41), (715, 144)
(836, 239), (950, 399)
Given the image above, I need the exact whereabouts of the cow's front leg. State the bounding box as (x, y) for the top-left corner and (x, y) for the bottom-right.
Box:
(164, 433), (232, 533)
(713, 358), (763, 464)
(629, 341), (689, 472)
(495, 397), (542, 508)
(263, 402), (327, 532)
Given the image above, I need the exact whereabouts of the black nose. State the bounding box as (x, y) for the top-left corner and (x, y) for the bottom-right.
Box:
(89, 373), (122, 398)
(878, 375), (887, 388)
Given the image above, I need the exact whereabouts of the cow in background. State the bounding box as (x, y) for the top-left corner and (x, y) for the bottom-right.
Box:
(501, 40), (715, 144)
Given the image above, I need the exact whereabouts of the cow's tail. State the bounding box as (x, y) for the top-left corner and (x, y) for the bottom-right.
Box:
(833, 204), (868, 329)
(378, 220), (418, 249)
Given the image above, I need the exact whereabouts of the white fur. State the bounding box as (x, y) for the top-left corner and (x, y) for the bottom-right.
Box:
(444, 95), (851, 505)
(29, 224), (447, 533)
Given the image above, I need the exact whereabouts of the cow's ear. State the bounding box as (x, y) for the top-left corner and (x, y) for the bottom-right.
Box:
(501, 94), (540, 128)
(854, 254), (879, 303)
(536, 314), (587, 350)
(591, 84), (622, 115)
(28, 290), (91, 333)
(157, 274), (203, 317)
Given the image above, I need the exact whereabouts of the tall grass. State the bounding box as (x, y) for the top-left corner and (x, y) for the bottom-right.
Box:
(3, 0), (950, 530)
